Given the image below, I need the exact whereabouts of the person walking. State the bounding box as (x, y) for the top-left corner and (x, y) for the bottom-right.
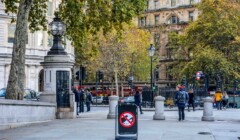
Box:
(215, 88), (223, 110)
(222, 91), (229, 109)
(86, 89), (93, 112)
(79, 88), (85, 113)
(73, 86), (80, 115)
(188, 88), (195, 111)
(175, 86), (189, 121)
(134, 90), (143, 114)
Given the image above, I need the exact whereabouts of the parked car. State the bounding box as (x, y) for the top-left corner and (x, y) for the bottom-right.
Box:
(102, 96), (109, 104)
(0, 88), (41, 100)
(92, 96), (103, 104)
(119, 96), (135, 104)
(194, 96), (204, 107)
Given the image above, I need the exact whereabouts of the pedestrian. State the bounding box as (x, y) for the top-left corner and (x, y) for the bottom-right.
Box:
(175, 85), (189, 121)
(73, 86), (80, 115)
(134, 90), (143, 114)
(222, 91), (229, 109)
(188, 88), (195, 111)
(215, 88), (223, 110)
(86, 89), (93, 112)
(79, 88), (85, 113)
(174, 85), (180, 106)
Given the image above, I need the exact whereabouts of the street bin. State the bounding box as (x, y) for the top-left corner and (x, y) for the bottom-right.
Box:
(115, 103), (138, 140)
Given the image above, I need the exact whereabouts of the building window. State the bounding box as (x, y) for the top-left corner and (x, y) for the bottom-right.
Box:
(8, 24), (15, 43)
(190, 0), (194, 4)
(154, 33), (160, 46)
(8, 24), (28, 44)
(189, 11), (194, 21)
(140, 17), (146, 26)
(37, 31), (43, 47)
(167, 16), (179, 24)
(47, 1), (53, 16)
(155, 15), (159, 25)
(171, 0), (176, 7)
(154, 0), (158, 9)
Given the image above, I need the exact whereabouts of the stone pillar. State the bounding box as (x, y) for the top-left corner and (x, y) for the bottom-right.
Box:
(107, 96), (119, 119)
(153, 96), (165, 120)
(40, 55), (74, 119)
(202, 97), (214, 121)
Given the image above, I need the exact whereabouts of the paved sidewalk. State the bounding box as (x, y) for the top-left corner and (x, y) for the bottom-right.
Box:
(0, 107), (240, 140)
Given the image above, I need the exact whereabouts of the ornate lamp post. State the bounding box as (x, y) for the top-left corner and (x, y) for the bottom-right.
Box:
(48, 14), (67, 55)
(41, 14), (75, 119)
(148, 44), (155, 107)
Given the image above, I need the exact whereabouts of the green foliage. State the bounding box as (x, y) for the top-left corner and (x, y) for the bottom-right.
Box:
(1, 0), (48, 32)
(80, 23), (150, 82)
(58, 0), (147, 51)
(168, 0), (240, 86)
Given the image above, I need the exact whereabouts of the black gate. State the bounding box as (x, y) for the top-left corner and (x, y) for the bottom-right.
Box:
(142, 87), (154, 108)
(56, 71), (70, 108)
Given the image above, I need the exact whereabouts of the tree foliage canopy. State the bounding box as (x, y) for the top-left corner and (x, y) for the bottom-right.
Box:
(1, 0), (147, 99)
(59, 0), (147, 54)
(80, 23), (151, 82)
(168, 0), (240, 87)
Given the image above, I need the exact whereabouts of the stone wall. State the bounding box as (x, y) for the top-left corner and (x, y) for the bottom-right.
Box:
(0, 99), (56, 130)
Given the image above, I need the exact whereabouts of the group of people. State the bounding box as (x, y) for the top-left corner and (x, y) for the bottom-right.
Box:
(174, 85), (230, 121)
(174, 85), (197, 121)
(72, 86), (93, 115)
(213, 89), (229, 110)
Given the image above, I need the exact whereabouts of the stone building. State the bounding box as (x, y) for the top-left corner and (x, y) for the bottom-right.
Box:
(139, 0), (201, 84)
(0, 0), (75, 92)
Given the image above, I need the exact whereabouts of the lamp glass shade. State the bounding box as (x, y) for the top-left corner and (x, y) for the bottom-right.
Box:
(148, 44), (155, 57)
(49, 15), (66, 36)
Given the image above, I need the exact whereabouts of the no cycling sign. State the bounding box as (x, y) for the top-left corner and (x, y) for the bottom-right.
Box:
(117, 104), (137, 135)
(119, 111), (136, 128)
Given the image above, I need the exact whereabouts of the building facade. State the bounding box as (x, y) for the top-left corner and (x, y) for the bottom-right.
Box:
(0, 0), (75, 92)
(139, 0), (201, 84)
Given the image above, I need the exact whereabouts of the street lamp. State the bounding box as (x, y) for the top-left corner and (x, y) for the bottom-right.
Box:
(148, 44), (155, 107)
(48, 14), (67, 55)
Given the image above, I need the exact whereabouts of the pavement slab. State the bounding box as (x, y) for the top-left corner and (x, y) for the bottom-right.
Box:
(0, 107), (240, 140)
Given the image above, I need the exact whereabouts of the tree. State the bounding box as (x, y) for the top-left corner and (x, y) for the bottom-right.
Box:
(58, 0), (147, 62)
(168, 0), (240, 87)
(2, 0), (47, 99)
(82, 23), (150, 96)
(2, 0), (147, 99)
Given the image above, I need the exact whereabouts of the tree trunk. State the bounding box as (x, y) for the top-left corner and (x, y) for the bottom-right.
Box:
(121, 82), (123, 97)
(114, 69), (119, 96)
(111, 82), (113, 96)
(6, 0), (33, 100)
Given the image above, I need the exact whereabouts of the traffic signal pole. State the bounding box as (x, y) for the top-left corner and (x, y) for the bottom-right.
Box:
(130, 53), (134, 95)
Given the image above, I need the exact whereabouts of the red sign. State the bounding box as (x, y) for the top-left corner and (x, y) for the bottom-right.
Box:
(196, 71), (202, 80)
(119, 111), (136, 128)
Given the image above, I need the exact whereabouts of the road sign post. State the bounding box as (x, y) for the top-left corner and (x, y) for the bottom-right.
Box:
(115, 103), (138, 140)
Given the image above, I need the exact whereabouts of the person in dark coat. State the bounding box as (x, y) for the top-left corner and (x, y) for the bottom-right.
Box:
(188, 88), (195, 111)
(134, 90), (143, 114)
(79, 88), (85, 113)
(175, 86), (189, 121)
(73, 86), (80, 115)
(85, 89), (93, 112)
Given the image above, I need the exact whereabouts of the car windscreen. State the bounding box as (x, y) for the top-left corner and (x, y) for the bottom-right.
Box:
(0, 89), (6, 96)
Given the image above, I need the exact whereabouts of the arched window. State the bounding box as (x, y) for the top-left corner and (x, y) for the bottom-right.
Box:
(167, 16), (179, 24)
(171, 0), (176, 6)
